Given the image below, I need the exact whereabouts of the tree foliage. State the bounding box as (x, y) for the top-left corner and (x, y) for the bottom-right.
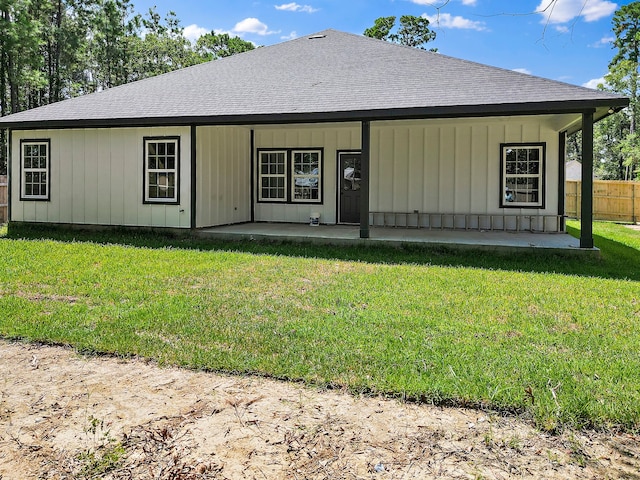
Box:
(364, 15), (437, 51)
(597, 3), (640, 180)
(0, 0), (253, 174)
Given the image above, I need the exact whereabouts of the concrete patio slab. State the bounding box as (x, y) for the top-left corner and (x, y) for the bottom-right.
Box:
(196, 223), (597, 256)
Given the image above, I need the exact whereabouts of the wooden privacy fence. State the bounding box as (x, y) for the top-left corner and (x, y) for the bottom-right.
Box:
(0, 175), (6, 224)
(566, 180), (640, 223)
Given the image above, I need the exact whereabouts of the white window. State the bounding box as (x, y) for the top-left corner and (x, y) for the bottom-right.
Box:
(259, 151), (287, 201)
(258, 149), (322, 203)
(501, 143), (545, 208)
(144, 137), (179, 204)
(292, 151), (321, 202)
(21, 140), (50, 201)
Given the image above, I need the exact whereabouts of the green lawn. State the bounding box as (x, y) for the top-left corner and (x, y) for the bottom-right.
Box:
(1, 221), (639, 433)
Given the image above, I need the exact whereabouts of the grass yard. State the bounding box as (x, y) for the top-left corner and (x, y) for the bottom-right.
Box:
(0, 221), (639, 433)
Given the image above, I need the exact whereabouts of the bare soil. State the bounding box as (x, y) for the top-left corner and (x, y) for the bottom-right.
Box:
(1, 341), (639, 480)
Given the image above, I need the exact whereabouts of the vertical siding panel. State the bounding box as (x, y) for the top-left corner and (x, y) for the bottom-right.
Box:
(489, 124), (505, 213)
(393, 127), (409, 212)
(124, 130), (141, 226)
(298, 129), (312, 147)
(424, 126), (439, 211)
(522, 122), (540, 142)
(197, 127), (210, 227)
(182, 126), (192, 228)
(408, 127), (424, 212)
(195, 126), (251, 227)
(96, 130), (112, 224)
(109, 129), (125, 225)
(83, 130), (99, 223)
(470, 125), (489, 212)
(377, 127), (394, 211)
(454, 126), (472, 213)
(57, 130), (73, 223)
(150, 205), (166, 227)
(369, 127), (380, 212)
(241, 128), (251, 223)
(543, 126), (558, 214)
(505, 123), (523, 143)
(439, 126), (455, 212)
(45, 130), (59, 223)
(211, 128), (221, 224)
(71, 130), (86, 223)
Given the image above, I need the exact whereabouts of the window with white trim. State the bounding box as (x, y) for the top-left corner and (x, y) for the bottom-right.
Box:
(501, 143), (545, 208)
(292, 151), (320, 202)
(144, 137), (179, 204)
(21, 140), (50, 201)
(259, 151), (287, 201)
(258, 149), (322, 203)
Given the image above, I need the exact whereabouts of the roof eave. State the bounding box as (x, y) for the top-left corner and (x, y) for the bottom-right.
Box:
(0, 98), (629, 130)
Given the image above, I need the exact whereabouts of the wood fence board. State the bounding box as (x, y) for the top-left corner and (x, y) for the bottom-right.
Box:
(566, 180), (639, 223)
(0, 175), (6, 223)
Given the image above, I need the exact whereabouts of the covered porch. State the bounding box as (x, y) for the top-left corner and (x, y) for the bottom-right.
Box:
(196, 222), (594, 256)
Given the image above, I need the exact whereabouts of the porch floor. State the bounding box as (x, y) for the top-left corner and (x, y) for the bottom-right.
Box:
(196, 222), (595, 256)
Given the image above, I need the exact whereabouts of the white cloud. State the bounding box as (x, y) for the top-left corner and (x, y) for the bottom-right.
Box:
(591, 35), (615, 47)
(461, 0), (477, 5)
(513, 68), (532, 75)
(423, 13), (487, 31)
(281, 31), (298, 40)
(555, 25), (570, 33)
(275, 3), (319, 13)
(536, 0), (617, 24)
(183, 24), (209, 42)
(582, 76), (606, 89)
(233, 18), (279, 36)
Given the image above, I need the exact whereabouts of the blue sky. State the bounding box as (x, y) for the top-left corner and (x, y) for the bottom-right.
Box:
(133, 0), (630, 88)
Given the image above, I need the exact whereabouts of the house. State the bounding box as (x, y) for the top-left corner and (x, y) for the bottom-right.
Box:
(0, 29), (628, 249)
(566, 160), (584, 181)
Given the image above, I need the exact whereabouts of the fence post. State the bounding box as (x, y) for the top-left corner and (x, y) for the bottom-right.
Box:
(633, 182), (637, 223)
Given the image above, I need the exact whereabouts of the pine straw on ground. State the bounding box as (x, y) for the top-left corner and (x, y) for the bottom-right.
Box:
(0, 340), (639, 480)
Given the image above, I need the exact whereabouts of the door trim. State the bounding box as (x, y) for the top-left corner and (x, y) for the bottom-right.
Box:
(336, 150), (362, 224)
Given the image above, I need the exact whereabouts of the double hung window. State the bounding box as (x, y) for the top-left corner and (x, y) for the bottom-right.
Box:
(21, 140), (50, 201)
(144, 137), (179, 204)
(501, 143), (545, 208)
(258, 149), (322, 203)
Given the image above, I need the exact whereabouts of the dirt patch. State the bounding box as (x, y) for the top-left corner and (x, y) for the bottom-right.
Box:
(0, 341), (638, 479)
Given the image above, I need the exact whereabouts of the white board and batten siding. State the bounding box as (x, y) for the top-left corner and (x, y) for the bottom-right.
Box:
(253, 123), (361, 224)
(253, 116), (560, 227)
(11, 127), (192, 228)
(370, 117), (559, 216)
(196, 126), (251, 228)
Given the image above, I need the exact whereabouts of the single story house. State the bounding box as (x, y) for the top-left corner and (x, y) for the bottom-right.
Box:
(0, 29), (628, 248)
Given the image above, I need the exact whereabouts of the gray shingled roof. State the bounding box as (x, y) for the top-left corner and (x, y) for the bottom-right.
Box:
(0, 29), (627, 128)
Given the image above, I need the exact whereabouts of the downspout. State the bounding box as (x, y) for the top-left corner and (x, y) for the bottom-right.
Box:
(580, 111), (595, 248)
(360, 121), (370, 239)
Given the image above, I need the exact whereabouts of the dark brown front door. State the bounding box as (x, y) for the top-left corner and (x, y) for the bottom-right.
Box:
(339, 152), (361, 224)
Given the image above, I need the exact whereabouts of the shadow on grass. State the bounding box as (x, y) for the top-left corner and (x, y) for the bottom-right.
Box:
(3, 222), (640, 282)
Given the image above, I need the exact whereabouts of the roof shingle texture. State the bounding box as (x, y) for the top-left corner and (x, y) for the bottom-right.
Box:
(0, 29), (625, 124)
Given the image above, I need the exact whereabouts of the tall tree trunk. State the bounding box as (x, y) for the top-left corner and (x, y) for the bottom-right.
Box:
(7, 50), (18, 113)
(52, 0), (62, 101)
